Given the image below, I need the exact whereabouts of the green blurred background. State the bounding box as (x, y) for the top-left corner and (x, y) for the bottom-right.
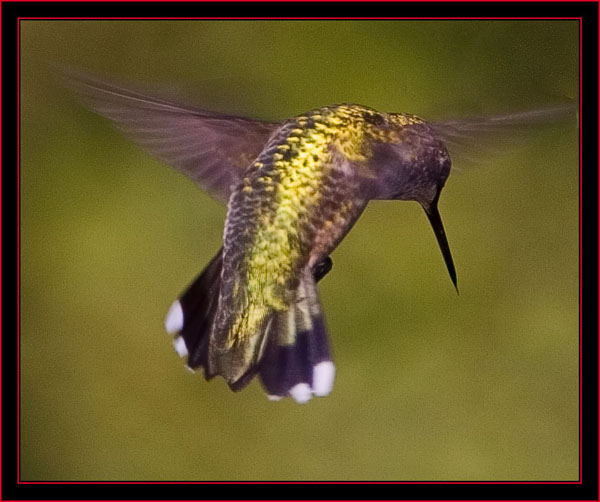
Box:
(20, 20), (579, 481)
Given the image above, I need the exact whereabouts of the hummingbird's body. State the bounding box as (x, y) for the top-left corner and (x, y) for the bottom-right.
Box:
(208, 105), (447, 391)
(213, 106), (373, 384)
(66, 70), (573, 403)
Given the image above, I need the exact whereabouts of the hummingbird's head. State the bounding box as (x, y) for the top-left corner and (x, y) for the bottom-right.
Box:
(367, 113), (457, 291)
(369, 114), (451, 204)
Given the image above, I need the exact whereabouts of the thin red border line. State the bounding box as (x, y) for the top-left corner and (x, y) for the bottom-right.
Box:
(14, 17), (584, 487)
(15, 11), (19, 488)
(582, 0), (585, 488)
(12, 480), (585, 485)
(14, 16), (584, 487)
(4, 0), (597, 2)
(16, 481), (583, 485)
(0, 0), (3, 493)
(16, 16), (584, 19)
(581, 5), (584, 488)
(596, 1), (600, 498)
(15, 16), (583, 486)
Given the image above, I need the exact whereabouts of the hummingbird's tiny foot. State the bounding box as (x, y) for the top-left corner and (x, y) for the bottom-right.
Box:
(289, 383), (312, 404)
(267, 394), (283, 401)
(165, 300), (183, 333)
(173, 336), (188, 358)
(312, 256), (333, 282)
(312, 361), (335, 397)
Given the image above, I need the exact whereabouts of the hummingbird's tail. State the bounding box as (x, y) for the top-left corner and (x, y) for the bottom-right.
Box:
(258, 274), (335, 403)
(164, 252), (335, 403)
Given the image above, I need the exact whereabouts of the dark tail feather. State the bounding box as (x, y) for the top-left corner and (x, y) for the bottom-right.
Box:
(165, 248), (223, 375)
(165, 253), (334, 402)
(259, 276), (335, 403)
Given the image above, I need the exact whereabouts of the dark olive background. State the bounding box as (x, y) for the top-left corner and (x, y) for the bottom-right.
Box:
(20, 20), (579, 481)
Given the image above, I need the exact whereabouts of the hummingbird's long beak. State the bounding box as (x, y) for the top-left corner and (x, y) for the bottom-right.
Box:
(422, 193), (458, 294)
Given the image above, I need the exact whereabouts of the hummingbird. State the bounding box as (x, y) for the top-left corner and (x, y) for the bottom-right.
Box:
(65, 70), (575, 403)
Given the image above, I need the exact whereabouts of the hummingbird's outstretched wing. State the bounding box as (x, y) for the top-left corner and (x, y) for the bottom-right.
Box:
(63, 69), (280, 202)
(429, 103), (578, 169)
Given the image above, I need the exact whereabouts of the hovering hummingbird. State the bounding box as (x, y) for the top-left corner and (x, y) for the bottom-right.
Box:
(66, 70), (575, 403)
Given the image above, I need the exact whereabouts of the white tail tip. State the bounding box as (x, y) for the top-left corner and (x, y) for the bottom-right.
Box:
(165, 300), (183, 333)
(173, 336), (188, 358)
(312, 361), (335, 397)
(290, 383), (312, 404)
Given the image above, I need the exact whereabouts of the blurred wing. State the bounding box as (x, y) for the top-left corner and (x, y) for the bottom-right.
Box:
(429, 104), (578, 170)
(63, 69), (280, 202)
